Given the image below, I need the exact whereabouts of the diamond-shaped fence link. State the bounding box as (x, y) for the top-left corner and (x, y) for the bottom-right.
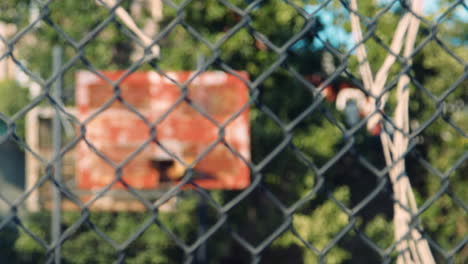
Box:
(0, 0), (466, 263)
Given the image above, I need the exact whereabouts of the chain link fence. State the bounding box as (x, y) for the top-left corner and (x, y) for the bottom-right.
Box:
(0, 0), (466, 263)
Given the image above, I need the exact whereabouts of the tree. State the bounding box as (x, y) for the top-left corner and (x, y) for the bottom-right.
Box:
(0, 0), (466, 263)
(0, 80), (30, 141)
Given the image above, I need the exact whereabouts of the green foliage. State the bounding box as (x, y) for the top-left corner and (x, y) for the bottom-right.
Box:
(273, 187), (352, 264)
(9, 198), (197, 264)
(0, 0), (30, 24)
(0, 80), (30, 139)
(364, 214), (393, 249)
(0, 220), (19, 262)
(0, 0), (466, 263)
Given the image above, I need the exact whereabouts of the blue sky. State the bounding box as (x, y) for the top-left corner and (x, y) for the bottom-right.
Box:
(293, 1), (467, 51)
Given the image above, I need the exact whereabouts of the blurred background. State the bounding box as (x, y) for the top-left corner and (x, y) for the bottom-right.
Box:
(0, 0), (466, 263)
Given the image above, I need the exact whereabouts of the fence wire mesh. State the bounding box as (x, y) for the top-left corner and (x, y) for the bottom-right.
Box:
(0, 0), (466, 263)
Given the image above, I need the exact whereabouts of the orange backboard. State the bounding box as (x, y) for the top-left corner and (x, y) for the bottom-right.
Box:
(76, 70), (250, 190)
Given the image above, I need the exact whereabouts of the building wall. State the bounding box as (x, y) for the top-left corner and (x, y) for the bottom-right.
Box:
(0, 22), (17, 80)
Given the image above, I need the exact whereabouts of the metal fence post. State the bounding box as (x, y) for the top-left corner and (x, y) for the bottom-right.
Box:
(51, 45), (63, 264)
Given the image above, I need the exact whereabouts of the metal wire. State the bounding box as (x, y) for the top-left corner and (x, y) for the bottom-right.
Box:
(0, 0), (466, 263)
